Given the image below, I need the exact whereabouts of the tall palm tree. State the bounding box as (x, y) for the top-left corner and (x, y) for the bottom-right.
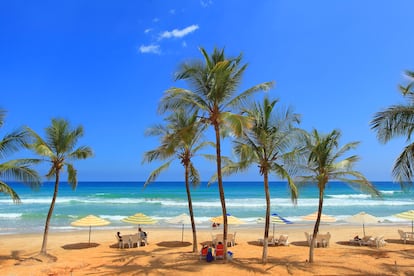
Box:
(159, 47), (273, 259)
(143, 109), (213, 253)
(371, 70), (414, 185)
(26, 119), (93, 255)
(296, 129), (379, 263)
(219, 97), (301, 264)
(0, 109), (41, 202)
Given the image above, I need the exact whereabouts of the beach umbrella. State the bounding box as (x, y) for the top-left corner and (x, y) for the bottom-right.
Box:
(394, 210), (414, 232)
(210, 213), (244, 225)
(71, 215), (110, 245)
(301, 212), (336, 223)
(346, 211), (379, 236)
(257, 213), (293, 237)
(166, 213), (191, 242)
(121, 212), (157, 231)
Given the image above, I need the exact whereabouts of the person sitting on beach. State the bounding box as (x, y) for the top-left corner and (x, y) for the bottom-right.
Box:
(354, 235), (361, 241)
(139, 227), (148, 245)
(117, 231), (123, 242)
(200, 244), (209, 259)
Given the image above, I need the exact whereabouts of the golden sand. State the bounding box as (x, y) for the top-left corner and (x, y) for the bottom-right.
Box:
(1, 224), (414, 275)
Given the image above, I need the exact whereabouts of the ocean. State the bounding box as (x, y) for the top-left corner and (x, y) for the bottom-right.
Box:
(0, 181), (413, 235)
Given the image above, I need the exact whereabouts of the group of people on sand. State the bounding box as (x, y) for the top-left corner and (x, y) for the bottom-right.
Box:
(117, 227), (148, 246)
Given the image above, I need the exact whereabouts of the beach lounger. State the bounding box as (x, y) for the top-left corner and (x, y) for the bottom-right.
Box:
(368, 236), (386, 248)
(258, 236), (276, 246)
(398, 229), (414, 244)
(315, 232), (331, 247)
(277, 234), (289, 246)
(349, 235), (372, 246)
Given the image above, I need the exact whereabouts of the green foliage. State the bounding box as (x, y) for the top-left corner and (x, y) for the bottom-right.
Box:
(0, 109), (40, 203)
(371, 70), (414, 184)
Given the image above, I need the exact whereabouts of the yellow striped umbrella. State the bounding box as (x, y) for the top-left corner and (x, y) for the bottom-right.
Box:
(301, 212), (336, 223)
(210, 213), (244, 225)
(394, 210), (414, 232)
(121, 213), (157, 230)
(71, 215), (110, 244)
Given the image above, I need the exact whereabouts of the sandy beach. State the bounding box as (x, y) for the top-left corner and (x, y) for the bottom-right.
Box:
(1, 224), (414, 276)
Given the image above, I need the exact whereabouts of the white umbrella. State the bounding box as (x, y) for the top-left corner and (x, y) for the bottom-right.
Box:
(166, 213), (192, 242)
(346, 211), (379, 236)
(71, 215), (110, 244)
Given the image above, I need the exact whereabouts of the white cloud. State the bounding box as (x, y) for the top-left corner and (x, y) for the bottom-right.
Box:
(182, 41), (187, 48)
(200, 0), (213, 7)
(139, 44), (161, 54)
(144, 28), (152, 34)
(153, 17), (160, 23)
(159, 24), (199, 40)
(169, 9), (176, 15)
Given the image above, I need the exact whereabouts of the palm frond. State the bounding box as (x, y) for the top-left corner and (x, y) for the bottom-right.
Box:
(0, 180), (21, 203)
(144, 160), (173, 187)
(66, 163), (77, 189)
(392, 143), (414, 184)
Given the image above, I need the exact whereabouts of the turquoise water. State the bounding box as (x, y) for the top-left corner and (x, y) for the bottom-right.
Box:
(0, 181), (413, 234)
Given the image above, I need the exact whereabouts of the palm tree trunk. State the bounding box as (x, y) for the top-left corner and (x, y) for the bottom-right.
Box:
(262, 171), (270, 264)
(40, 172), (60, 254)
(214, 123), (228, 261)
(184, 164), (198, 253)
(309, 186), (324, 263)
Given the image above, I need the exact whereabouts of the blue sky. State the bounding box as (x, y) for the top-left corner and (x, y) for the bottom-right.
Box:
(1, 1), (414, 182)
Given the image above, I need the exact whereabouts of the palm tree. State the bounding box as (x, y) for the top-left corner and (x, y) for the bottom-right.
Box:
(143, 109), (213, 253)
(159, 47), (273, 259)
(219, 97), (301, 263)
(0, 109), (41, 202)
(371, 70), (414, 185)
(26, 118), (93, 255)
(296, 129), (379, 263)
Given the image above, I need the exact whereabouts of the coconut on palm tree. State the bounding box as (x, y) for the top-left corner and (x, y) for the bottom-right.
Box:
(143, 109), (213, 253)
(296, 129), (380, 263)
(0, 109), (41, 202)
(159, 47), (273, 259)
(26, 118), (93, 255)
(371, 70), (414, 185)
(218, 97), (301, 264)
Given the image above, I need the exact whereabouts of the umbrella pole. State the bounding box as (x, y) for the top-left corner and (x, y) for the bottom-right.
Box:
(181, 224), (184, 243)
(273, 223), (275, 237)
(363, 224), (365, 237)
(89, 226), (91, 245)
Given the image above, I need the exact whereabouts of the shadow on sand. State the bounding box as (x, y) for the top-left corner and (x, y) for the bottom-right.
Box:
(62, 242), (100, 250)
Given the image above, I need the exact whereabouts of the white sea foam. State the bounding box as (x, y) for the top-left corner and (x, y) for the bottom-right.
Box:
(0, 213), (22, 219)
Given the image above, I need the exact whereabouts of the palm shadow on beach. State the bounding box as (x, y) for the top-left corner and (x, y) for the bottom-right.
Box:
(156, 241), (192, 248)
(62, 242), (100, 250)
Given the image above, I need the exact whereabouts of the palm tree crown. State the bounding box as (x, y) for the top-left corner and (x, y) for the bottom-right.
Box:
(371, 70), (414, 184)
